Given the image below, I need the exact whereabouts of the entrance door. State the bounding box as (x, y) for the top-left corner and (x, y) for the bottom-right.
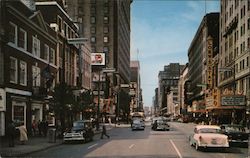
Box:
(12, 101), (26, 126)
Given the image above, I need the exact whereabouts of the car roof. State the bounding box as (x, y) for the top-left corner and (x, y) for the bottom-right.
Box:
(195, 125), (221, 130)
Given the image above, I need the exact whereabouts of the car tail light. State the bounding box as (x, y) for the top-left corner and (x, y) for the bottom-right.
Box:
(199, 136), (202, 141)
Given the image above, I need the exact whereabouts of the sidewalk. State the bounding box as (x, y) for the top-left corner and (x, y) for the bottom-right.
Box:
(0, 124), (116, 157)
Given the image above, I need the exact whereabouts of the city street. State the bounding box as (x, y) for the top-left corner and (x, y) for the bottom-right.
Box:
(28, 122), (248, 158)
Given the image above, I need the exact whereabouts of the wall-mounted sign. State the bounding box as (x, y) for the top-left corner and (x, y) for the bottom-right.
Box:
(0, 89), (6, 111)
(207, 36), (213, 89)
(221, 95), (246, 106)
(91, 53), (105, 66)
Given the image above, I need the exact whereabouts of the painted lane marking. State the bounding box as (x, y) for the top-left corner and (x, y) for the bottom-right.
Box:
(129, 144), (135, 149)
(88, 143), (98, 149)
(170, 139), (183, 158)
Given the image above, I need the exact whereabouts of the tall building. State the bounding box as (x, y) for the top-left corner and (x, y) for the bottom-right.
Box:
(158, 63), (184, 116)
(130, 60), (142, 112)
(218, 0), (250, 123)
(187, 13), (219, 115)
(65, 0), (132, 119)
(178, 63), (189, 115)
(65, 0), (132, 83)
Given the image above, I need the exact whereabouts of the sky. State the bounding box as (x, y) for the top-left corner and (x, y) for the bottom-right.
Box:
(130, 0), (220, 107)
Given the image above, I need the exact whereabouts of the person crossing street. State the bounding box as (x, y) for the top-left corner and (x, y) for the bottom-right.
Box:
(100, 124), (110, 139)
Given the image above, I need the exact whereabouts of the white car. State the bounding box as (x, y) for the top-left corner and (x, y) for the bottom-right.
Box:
(189, 125), (229, 150)
(131, 119), (145, 130)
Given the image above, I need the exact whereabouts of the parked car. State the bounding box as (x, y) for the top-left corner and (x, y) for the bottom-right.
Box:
(189, 125), (229, 150)
(131, 119), (145, 130)
(151, 117), (170, 131)
(63, 120), (94, 143)
(220, 124), (249, 146)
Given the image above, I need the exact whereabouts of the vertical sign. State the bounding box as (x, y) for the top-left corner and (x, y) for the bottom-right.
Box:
(0, 88), (6, 111)
(207, 36), (213, 89)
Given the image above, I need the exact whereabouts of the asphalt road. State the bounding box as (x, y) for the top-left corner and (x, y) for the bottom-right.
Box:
(28, 122), (249, 158)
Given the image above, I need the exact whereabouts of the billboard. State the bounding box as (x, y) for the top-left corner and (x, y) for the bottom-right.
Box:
(91, 53), (105, 66)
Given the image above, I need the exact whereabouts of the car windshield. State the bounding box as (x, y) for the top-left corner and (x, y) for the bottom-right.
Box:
(224, 126), (243, 132)
(198, 128), (221, 134)
(73, 121), (84, 128)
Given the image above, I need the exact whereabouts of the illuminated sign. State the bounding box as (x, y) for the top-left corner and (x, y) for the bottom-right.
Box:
(207, 36), (213, 89)
(91, 53), (105, 66)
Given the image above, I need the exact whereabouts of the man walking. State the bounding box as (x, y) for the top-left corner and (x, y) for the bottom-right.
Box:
(100, 124), (110, 139)
(7, 120), (16, 147)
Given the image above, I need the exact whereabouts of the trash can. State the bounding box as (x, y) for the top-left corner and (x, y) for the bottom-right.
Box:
(48, 128), (56, 143)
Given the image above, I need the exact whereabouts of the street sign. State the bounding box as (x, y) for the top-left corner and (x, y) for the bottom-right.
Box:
(68, 38), (88, 44)
(120, 84), (129, 88)
(102, 68), (116, 73)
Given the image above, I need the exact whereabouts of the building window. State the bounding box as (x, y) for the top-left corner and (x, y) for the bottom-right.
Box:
(104, 6), (109, 14)
(10, 57), (17, 84)
(91, 36), (96, 43)
(58, 16), (62, 33)
(9, 22), (17, 45)
(91, 46), (96, 53)
(44, 44), (49, 61)
(103, 46), (109, 53)
(19, 61), (27, 86)
(91, 17), (96, 24)
(103, 26), (109, 33)
(104, 16), (109, 24)
(32, 36), (40, 57)
(91, 6), (96, 14)
(91, 27), (96, 34)
(32, 66), (40, 86)
(50, 48), (55, 64)
(78, 6), (83, 15)
(12, 102), (26, 126)
(247, 57), (249, 67)
(18, 28), (27, 50)
(104, 36), (108, 43)
(248, 18), (250, 30)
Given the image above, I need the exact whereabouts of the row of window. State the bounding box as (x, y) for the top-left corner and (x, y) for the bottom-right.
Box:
(91, 36), (109, 43)
(91, 26), (109, 34)
(9, 22), (56, 65)
(91, 16), (109, 24)
(57, 16), (77, 39)
(222, 1), (249, 23)
(236, 56), (250, 72)
(10, 56), (41, 87)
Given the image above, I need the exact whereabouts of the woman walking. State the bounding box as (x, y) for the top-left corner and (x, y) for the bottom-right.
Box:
(17, 123), (28, 144)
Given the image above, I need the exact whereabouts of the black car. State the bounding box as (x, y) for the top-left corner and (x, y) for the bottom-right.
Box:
(63, 120), (94, 143)
(221, 124), (249, 146)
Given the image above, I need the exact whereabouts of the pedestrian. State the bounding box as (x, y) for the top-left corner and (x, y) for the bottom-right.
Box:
(17, 123), (28, 145)
(100, 124), (110, 139)
(32, 120), (37, 136)
(38, 120), (42, 136)
(42, 120), (48, 137)
(7, 120), (16, 147)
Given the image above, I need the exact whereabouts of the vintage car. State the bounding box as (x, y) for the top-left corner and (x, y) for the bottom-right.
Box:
(189, 125), (229, 150)
(63, 120), (94, 143)
(131, 119), (145, 130)
(151, 117), (170, 131)
(221, 124), (249, 146)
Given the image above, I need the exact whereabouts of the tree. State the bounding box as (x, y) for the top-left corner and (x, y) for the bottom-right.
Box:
(52, 83), (74, 131)
(118, 89), (130, 123)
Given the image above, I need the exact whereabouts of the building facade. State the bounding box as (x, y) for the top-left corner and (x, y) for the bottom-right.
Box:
(187, 13), (219, 118)
(130, 60), (142, 113)
(0, 0), (57, 137)
(218, 0), (250, 123)
(158, 63), (184, 116)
